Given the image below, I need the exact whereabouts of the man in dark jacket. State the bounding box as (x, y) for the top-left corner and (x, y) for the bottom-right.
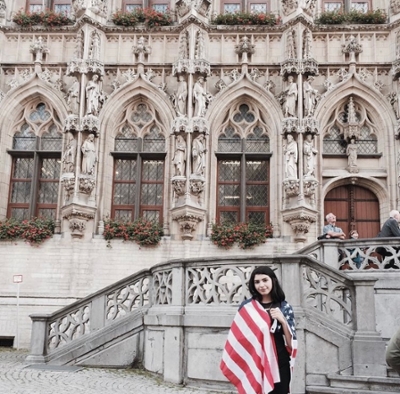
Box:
(376, 210), (400, 266)
(386, 327), (400, 374)
(377, 210), (400, 237)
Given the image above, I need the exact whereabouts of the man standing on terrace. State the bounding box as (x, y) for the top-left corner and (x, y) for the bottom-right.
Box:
(323, 213), (346, 240)
(377, 210), (400, 237)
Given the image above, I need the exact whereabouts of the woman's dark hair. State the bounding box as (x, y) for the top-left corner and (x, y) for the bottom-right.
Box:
(248, 266), (285, 303)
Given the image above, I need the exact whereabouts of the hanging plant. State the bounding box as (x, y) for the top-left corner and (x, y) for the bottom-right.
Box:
(211, 222), (273, 249)
(103, 217), (164, 247)
(212, 12), (280, 26)
(112, 8), (173, 28)
(0, 217), (55, 245)
(315, 9), (387, 25)
(12, 9), (74, 27)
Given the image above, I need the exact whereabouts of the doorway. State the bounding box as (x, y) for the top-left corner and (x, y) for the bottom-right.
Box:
(324, 184), (380, 238)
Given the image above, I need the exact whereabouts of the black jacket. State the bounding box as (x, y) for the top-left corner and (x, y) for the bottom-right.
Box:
(378, 217), (400, 237)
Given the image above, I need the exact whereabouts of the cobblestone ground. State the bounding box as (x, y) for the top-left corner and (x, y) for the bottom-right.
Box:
(0, 348), (227, 394)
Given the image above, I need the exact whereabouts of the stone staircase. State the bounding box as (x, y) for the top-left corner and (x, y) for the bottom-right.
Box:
(307, 373), (400, 394)
(25, 254), (400, 393)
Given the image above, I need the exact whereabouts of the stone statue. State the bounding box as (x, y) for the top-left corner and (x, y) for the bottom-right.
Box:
(195, 29), (205, 60)
(284, 76), (298, 118)
(303, 134), (317, 177)
(89, 30), (101, 60)
(67, 79), (80, 114)
(193, 77), (207, 117)
(192, 135), (206, 176)
(176, 75), (188, 116)
(86, 75), (101, 116)
(346, 138), (358, 168)
(303, 76), (318, 117)
(81, 134), (97, 175)
(286, 29), (296, 59)
(172, 135), (186, 176)
(62, 132), (77, 173)
(284, 134), (298, 179)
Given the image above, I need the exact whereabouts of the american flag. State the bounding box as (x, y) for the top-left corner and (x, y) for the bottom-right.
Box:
(220, 299), (297, 394)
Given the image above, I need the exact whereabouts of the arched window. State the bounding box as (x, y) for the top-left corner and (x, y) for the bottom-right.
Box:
(216, 103), (270, 225)
(27, 0), (72, 15)
(8, 103), (62, 220)
(111, 103), (166, 223)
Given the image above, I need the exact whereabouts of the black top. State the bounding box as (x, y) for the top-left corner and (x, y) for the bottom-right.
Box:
(261, 302), (290, 368)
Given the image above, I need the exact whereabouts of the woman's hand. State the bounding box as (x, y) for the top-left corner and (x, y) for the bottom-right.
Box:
(270, 308), (286, 325)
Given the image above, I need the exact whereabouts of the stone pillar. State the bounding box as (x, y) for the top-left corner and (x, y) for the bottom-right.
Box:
(26, 314), (48, 363)
(351, 275), (386, 377)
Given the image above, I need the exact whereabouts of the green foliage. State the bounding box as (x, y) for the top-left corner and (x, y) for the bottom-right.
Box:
(103, 217), (164, 247)
(315, 9), (387, 25)
(12, 9), (73, 27)
(112, 8), (173, 28)
(210, 222), (273, 249)
(0, 217), (55, 245)
(212, 11), (279, 26)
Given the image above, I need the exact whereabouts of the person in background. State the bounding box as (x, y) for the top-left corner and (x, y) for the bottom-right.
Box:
(386, 327), (400, 375)
(377, 210), (400, 237)
(323, 213), (346, 240)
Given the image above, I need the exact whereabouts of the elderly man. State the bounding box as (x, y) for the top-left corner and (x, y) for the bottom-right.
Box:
(386, 327), (400, 374)
(377, 210), (400, 237)
(322, 213), (346, 240)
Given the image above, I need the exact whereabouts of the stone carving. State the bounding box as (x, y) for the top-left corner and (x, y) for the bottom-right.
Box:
(264, 80), (275, 92)
(133, 36), (151, 63)
(89, 30), (101, 61)
(175, 75), (188, 116)
(229, 69), (240, 82)
(303, 134), (317, 177)
(303, 76), (318, 117)
(249, 68), (261, 82)
(63, 132), (77, 173)
(67, 79), (80, 114)
(81, 133), (97, 175)
(391, 0), (400, 15)
(284, 134), (298, 179)
(122, 68), (137, 82)
(281, 0), (298, 16)
(283, 75), (298, 118)
(192, 135), (206, 176)
(190, 179), (205, 195)
(193, 77), (208, 117)
(303, 0), (316, 16)
(215, 79), (227, 92)
(174, 214), (203, 240)
(283, 179), (300, 196)
(85, 74), (101, 116)
(179, 30), (189, 60)
(171, 117), (189, 133)
(74, 29), (84, 59)
(195, 29), (205, 60)
(343, 97), (360, 140)
(337, 67), (349, 82)
(286, 29), (296, 59)
(342, 35), (363, 63)
(191, 117), (210, 134)
(346, 138), (358, 173)
(144, 68), (155, 82)
(303, 179), (318, 197)
(0, 0), (6, 18)
(324, 79), (333, 91)
(303, 28), (313, 59)
(30, 36), (49, 62)
(172, 135), (187, 177)
(235, 36), (255, 62)
(78, 175), (96, 194)
(172, 179), (186, 197)
(61, 174), (75, 199)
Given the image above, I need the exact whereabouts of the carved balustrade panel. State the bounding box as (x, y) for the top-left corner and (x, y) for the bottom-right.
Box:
(106, 276), (150, 321)
(186, 265), (258, 305)
(47, 304), (91, 351)
(153, 270), (173, 305)
(302, 265), (353, 326)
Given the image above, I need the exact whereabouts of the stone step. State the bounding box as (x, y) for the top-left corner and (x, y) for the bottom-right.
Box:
(326, 373), (400, 392)
(306, 386), (400, 394)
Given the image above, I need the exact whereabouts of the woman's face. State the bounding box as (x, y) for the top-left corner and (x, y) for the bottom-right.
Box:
(254, 274), (273, 299)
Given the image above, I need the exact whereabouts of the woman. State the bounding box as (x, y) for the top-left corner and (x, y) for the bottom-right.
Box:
(220, 266), (297, 394)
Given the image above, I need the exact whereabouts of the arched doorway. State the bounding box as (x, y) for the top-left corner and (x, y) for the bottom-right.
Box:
(324, 185), (380, 238)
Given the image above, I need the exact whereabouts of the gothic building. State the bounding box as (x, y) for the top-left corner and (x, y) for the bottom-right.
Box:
(1, 0), (400, 375)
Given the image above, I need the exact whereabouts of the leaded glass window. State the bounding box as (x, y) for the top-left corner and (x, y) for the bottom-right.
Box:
(351, 2), (369, 12)
(250, 3), (267, 13)
(323, 2), (343, 11)
(224, 3), (241, 13)
(216, 103), (270, 225)
(112, 101), (166, 223)
(8, 102), (62, 220)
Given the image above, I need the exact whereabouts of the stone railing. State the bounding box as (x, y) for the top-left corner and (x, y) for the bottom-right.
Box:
(300, 238), (400, 271)
(27, 255), (386, 378)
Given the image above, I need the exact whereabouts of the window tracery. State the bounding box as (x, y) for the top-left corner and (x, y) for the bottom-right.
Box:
(216, 102), (270, 225)
(323, 99), (378, 155)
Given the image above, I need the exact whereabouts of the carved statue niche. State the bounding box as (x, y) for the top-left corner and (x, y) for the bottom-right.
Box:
(283, 133), (298, 179)
(89, 30), (101, 61)
(283, 75), (298, 118)
(81, 133), (97, 175)
(286, 29), (296, 59)
(191, 134), (206, 176)
(172, 135), (187, 177)
(62, 132), (77, 173)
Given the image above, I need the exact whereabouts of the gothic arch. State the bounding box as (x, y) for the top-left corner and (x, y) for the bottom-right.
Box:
(97, 77), (174, 223)
(321, 175), (388, 234)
